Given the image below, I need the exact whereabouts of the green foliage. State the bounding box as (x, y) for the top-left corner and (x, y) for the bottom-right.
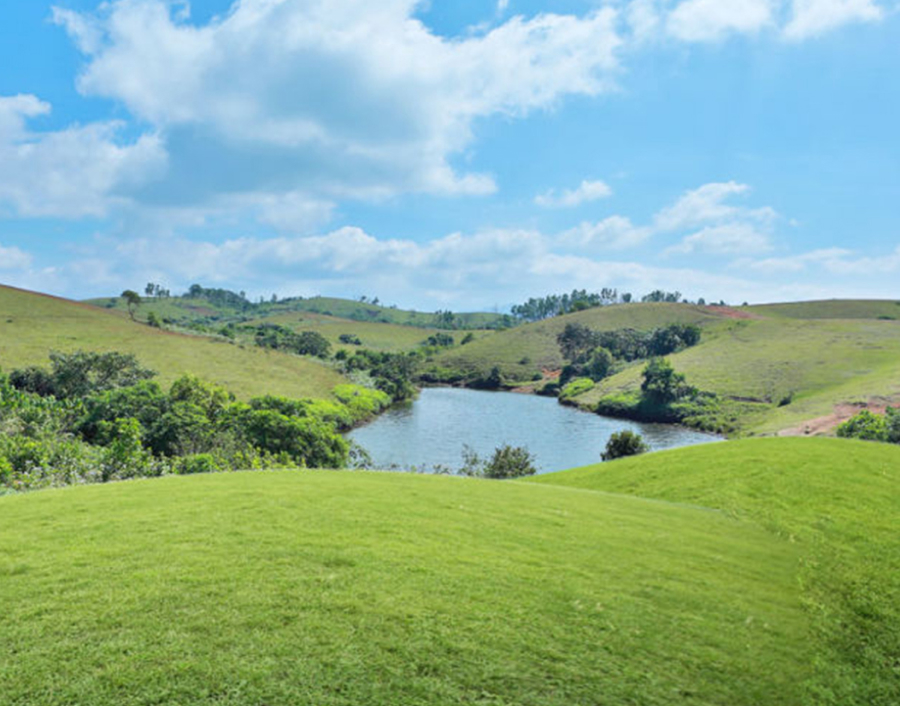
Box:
(836, 409), (887, 441)
(641, 358), (695, 404)
(559, 377), (594, 400)
(121, 289), (141, 320)
(423, 332), (454, 348)
(601, 430), (649, 461)
(837, 407), (900, 444)
(146, 311), (162, 328)
(482, 444), (537, 479)
(254, 324), (332, 358)
(338, 333), (362, 345)
(340, 349), (418, 401)
(10, 350), (156, 400)
(511, 288), (620, 322)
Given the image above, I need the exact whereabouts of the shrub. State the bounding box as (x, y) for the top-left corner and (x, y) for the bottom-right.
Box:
(602, 430), (649, 461)
(837, 410), (887, 442)
(482, 444), (537, 479)
(560, 377), (595, 400)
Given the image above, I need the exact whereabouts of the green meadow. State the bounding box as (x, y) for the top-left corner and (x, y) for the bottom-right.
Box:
(531, 437), (900, 705)
(0, 286), (345, 400)
(2, 464), (809, 706)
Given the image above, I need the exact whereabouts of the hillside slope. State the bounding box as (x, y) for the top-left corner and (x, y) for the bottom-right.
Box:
(0, 469), (810, 706)
(0, 285), (345, 399)
(531, 437), (900, 706)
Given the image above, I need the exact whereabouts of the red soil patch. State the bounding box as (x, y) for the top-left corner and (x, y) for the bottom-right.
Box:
(778, 398), (899, 437)
(705, 305), (760, 320)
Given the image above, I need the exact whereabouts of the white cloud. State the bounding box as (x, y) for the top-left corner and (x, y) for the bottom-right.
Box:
(655, 182), (753, 231)
(0, 244), (33, 270)
(667, 0), (775, 42)
(0, 94), (166, 219)
(665, 222), (773, 255)
(783, 0), (884, 40)
(535, 179), (613, 207)
(558, 216), (650, 250)
(54, 0), (622, 209)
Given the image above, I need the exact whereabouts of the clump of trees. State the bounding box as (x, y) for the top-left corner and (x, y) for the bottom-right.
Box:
(0, 351), (391, 492)
(336, 349), (419, 401)
(837, 408), (900, 444)
(512, 288), (623, 322)
(253, 324), (331, 358)
(601, 431), (649, 461)
(556, 322), (701, 386)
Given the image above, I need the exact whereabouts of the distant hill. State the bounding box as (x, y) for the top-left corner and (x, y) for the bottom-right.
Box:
(85, 291), (511, 331)
(0, 284), (345, 399)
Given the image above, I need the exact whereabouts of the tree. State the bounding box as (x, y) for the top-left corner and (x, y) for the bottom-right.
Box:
(602, 431), (649, 461)
(482, 444), (537, 479)
(557, 323), (600, 362)
(641, 358), (692, 404)
(121, 290), (141, 321)
(836, 410), (887, 442)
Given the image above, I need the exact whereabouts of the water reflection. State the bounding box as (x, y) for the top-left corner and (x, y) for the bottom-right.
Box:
(347, 387), (721, 474)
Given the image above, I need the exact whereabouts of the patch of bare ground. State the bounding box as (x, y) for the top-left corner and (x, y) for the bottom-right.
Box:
(778, 397), (900, 437)
(705, 305), (761, 320)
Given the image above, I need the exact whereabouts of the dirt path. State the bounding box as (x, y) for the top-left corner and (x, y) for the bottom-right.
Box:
(778, 398), (898, 437)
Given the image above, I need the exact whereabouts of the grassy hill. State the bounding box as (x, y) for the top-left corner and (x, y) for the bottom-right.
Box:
(429, 301), (900, 434)
(0, 285), (345, 399)
(430, 303), (726, 380)
(1, 468), (811, 706)
(87, 293), (509, 331)
(247, 310), (492, 353)
(530, 437), (900, 706)
(748, 299), (900, 320)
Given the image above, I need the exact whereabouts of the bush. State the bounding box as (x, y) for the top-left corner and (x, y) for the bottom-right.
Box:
(482, 444), (537, 479)
(837, 410), (887, 442)
(560, 377), (595, 400)
(602, 430), (649, 461)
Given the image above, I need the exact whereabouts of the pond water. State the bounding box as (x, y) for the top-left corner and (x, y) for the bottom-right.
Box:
(347, 387), (722, 474)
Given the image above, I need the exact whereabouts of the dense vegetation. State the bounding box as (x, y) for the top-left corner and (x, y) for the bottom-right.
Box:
(0, 351), (390, 491)
(837, 407), (900, 443)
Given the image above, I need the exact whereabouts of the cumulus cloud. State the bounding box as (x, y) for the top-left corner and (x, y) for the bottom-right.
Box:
(535, 180), (613, 207)
(558, 216), (650, 250)
(783, 0), (884, 40)
(0, 94), (166, 219)
(665, 222), (773, 255)
(666, 0), (775, 42)
(52, 0), (622, 210)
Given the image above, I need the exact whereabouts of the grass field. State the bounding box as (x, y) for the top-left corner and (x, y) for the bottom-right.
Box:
(247, 311), (492, 353)
(0, 468), (811, 706)
(0, 285), (345, 400)
(531, 437), (900, 706)
(748, 299), (900, 320)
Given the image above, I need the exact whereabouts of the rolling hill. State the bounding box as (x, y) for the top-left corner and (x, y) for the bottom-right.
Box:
(0, 285), (345, 400)
(1, 437), (896, 704)
(530, 437), (900, 706)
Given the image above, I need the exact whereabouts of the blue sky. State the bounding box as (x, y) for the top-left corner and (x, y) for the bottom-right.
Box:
(0, 0), (897, 310)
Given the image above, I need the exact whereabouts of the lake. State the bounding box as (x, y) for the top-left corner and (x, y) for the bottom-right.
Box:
(347, 387), (722, 474)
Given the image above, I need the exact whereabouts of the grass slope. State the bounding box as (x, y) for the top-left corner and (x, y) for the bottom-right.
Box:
(0, 471), (811, 706)
(531, 437), (900, 706)
(432, 303), (725, 380)
(748, 299), (900, 320)
(87, 294), (507, 330)
(248, 311), (491, 353)
(0, 285), (345, 399)
(573, 316), (900, 433)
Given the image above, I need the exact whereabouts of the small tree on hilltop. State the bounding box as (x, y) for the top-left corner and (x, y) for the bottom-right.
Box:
(602, 431), (649, 461)
(122, 289), (141, 321)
